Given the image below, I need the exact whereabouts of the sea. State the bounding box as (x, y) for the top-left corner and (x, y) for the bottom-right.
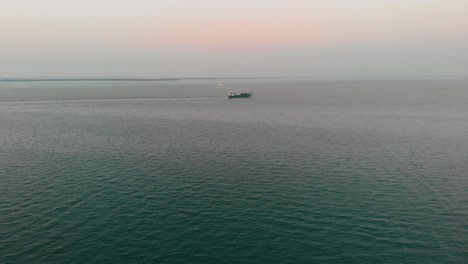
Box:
(0, 79), (467, 263)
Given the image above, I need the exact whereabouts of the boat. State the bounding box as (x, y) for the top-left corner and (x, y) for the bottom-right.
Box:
(227, 92), (251, 98)
(218, 82), (227, 86)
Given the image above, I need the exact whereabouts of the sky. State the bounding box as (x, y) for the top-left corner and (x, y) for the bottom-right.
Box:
(1, 0), (468, 78)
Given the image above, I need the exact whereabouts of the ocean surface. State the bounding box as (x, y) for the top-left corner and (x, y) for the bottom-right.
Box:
(0, 79), (467, 263)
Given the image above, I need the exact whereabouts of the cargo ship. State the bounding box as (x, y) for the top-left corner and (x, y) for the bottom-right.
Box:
(227, 92), (251, 98)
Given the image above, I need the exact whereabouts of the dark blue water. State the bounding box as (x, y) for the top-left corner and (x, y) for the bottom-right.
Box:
(1, 79), (467, 263)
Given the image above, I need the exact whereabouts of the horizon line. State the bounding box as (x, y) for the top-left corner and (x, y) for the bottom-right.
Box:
(1, 75), (468, 82)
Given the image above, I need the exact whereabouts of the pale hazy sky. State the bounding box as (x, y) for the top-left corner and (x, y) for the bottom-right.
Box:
(1, 0), (467, 78)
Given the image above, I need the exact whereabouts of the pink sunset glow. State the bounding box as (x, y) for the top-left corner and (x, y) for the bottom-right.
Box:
(1, 0), (468, 77)
(137, 16), (323, 51)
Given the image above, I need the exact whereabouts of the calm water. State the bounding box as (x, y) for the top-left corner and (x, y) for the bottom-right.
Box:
(1, 79), (467, 263)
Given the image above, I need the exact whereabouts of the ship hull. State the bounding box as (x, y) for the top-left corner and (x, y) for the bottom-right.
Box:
(228, 93), (251, 98)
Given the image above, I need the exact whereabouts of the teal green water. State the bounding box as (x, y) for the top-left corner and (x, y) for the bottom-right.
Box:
(1, 79), (467, 263)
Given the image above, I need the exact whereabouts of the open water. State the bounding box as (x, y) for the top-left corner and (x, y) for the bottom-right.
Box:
(0, 79), (467, 263)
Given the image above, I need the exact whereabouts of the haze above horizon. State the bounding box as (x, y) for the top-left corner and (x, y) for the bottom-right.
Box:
(2, 0), (467, 78)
